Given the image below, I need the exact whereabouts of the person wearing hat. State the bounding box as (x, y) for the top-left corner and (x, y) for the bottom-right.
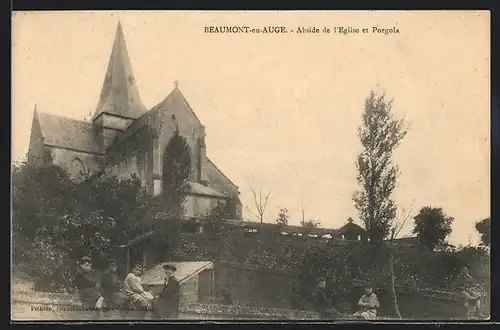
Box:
(74, 256), (103, 311)
(353, 283), (380, 320)
(101, 259), (127, 309)
(123, 262), (152, 310)
(153, 263), (180, 319)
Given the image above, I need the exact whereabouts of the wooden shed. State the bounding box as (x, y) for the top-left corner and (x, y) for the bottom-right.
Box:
(141, 261), (214, 303)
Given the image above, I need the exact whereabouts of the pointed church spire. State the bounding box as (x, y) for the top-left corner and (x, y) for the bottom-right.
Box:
(92, 22), (147, 121)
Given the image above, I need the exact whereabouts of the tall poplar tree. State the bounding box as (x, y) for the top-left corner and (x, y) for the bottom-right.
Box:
(353, 91), (407, 245)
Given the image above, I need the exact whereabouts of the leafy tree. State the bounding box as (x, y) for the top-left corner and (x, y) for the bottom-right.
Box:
(198, 201), (232, 261)
(412, 207), (454, 251)
(12, 160), (152, 290)
(475, 217), (490, 247)
(162, 126), (190, 217)
(292, 244), (360, 312)
(12, 160), (75, 238)
(147, 127), (193, 260)
(276, 208), (290, 226)
(300, 219), (321, 228)
(11, 160), (77, 291)
(353, 91), (407, 245)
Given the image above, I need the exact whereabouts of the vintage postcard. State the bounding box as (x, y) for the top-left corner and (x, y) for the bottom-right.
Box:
(11, 10), (490, 321)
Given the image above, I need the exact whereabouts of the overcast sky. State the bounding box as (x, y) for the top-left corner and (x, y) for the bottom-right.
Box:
(12, 11), (490, 246)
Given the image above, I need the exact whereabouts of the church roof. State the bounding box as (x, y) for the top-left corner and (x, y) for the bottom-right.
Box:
(204, 158), (240, 195)
(168, 86), (203, 127)
(108, 86), (199, 150)
(36, 111), (102, 154)
(92, 22), (147, 121)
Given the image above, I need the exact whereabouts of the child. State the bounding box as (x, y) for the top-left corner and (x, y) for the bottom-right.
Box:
(353, 283), (380, 320)
(122, 263), (153, 310)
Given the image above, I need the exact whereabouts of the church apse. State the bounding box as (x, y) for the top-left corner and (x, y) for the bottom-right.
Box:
(26, 22), (242, 220)
(157, 128), (231, 218)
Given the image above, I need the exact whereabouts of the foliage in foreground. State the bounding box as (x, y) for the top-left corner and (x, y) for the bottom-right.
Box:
(12, 160), (151, 290)
(289, 242), (490, 314)
(12, 158), (490, 303)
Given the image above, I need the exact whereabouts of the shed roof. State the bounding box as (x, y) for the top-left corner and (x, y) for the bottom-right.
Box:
(142, 261), (214, 286)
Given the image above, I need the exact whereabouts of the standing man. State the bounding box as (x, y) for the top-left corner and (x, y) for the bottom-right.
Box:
(153, 264), (181, 319)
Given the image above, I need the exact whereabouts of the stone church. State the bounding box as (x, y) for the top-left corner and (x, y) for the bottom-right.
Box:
(27, 22), (242, 220)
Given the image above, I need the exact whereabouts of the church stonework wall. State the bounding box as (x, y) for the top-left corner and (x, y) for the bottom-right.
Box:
(47, 147), (103, 182)
(94, 114), (135, 151)
(104, 126), (152, 190)
(97, 114), (134, 131)
(185, 195), (226, 217)
(102, 128), (122, 151)
(152, 94), (205, 184)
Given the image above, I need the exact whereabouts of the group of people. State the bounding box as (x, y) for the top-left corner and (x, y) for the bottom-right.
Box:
(73, 256), (483, 320)
(311, 265), (483, 320)
(73, 256), (181, 319)
(310, 277), (380, 320)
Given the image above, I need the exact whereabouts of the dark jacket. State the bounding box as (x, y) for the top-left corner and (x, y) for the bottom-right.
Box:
(74, 269), (101, 309)
(154, 276), (181, 318)
(101, 269), (127, 308)
(456, 272), (474, 290)
(311, 286), (330, 314)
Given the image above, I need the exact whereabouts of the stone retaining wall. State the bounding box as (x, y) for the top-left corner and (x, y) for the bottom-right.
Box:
(12, 279), (488, 321)
(11, 288), (319, 321)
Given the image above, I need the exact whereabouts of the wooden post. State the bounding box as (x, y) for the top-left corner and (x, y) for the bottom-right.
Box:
(389, 228), (402, 319)
(126, 248), (130, 274)
(211, 268), (215, 299)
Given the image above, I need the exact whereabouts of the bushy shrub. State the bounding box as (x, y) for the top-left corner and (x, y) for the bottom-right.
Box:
(290, 244), (363, 311)
(12, 161), (152, 291)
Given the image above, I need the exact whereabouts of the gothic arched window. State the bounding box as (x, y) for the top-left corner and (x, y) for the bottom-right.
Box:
(162, 128), (192, 209)
(70, 157), (87, 181)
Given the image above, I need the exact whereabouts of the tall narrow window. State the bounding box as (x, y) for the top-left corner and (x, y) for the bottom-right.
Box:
(153, 137), (160, 174)
(71, 158), (86, 181)
(153, 179), (161, 196)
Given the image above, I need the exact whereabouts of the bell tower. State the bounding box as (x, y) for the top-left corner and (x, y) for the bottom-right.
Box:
(92, 22), (147, 150)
